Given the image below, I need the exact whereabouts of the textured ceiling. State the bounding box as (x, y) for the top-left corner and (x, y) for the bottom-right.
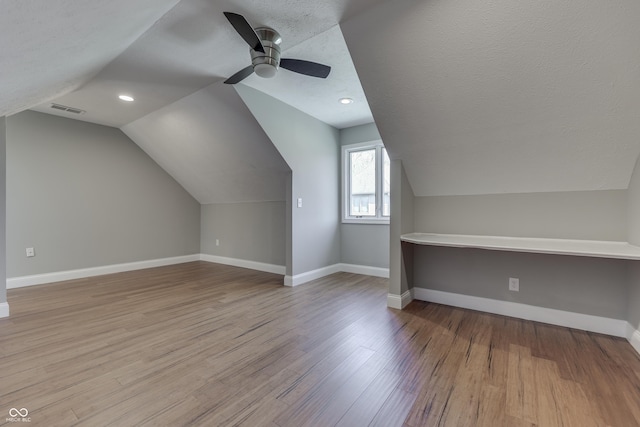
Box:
(0, 0), (181, 117)
(7, 0), (640, 201)
(241, 25), (372, 128)
(341, 0), (640, 196)
(28, 0), (377, 129)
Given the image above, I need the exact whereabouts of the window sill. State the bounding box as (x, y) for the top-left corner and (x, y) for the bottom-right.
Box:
(342, 218), (390, 225)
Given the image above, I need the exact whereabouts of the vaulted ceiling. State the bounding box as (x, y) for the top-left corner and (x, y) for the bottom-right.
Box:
(5, 0), (640, 201)
(342, 0), (640, 196)
(1, 0), (182, 117)
(25, 0), (378, 129)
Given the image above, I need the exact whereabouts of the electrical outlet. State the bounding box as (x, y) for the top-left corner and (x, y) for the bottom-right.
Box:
(509, 277), (519, 292)
(216, 239), (220, 247)
(26, 247), (35, 257)
(297, 198), (303, 208)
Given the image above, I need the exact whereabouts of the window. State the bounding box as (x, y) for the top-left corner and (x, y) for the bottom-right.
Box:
(342, 141), (390, 223)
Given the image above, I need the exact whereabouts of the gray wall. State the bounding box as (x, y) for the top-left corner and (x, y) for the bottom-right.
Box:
(628, 264), (640, 330)
(0, 117), (6, 304)
(341, 224), (389, 268)
(7, 111), (200, 277)
(410, 184), (631, 320)
(415, 190), (627, 241)
(201, 201), (286, 266)
(390, 159), (414, 296)
(628, 155), (640, 246)
(236, 85), (340, 277)
(414, 246), (628, 319)
(121, 83), (289, 205)
(340, 123), (381, 146)
(339, 123), (389, 268)
(627, 154), (640, 328)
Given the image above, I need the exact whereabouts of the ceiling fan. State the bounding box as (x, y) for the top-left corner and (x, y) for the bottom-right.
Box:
(223, 12), (331, 85)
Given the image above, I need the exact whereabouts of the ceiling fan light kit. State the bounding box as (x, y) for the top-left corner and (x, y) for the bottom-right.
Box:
(251, 27), (281, 78)
(223, 12), (331, 84)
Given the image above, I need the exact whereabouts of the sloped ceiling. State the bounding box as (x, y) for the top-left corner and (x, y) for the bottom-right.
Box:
(0, 0), (181, 116)
(29, 0), (376, 129)
(342, 0), (640, 196)
(6, 0), (640, 201)
(241, 25), (372, 128)
(121, 82), (289, 204)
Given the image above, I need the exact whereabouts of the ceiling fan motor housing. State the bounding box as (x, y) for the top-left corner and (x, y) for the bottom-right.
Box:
(251, 27), (282, 78)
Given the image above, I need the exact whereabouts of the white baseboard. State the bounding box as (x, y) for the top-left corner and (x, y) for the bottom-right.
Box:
(284, 264), (343, 287)
(0, 302), (9, 318)
(199, 254), (285, 275)
(627, 324), (640, 356)
(413, 288), (628, 338)
(7, 254), (201, 289)
(7, 255), (384, 290)
(283, 263), (389, 287)
(387, 289), (414, 309)
(339, 263), (389, 278)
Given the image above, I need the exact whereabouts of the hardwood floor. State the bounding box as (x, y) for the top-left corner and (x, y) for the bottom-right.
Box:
(1, 261), (640, 426)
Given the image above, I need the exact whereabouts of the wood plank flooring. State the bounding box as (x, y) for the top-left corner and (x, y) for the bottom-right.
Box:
(1, 261), (640, 426)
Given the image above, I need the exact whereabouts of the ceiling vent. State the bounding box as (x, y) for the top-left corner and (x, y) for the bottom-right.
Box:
(50, 103), (86, 115)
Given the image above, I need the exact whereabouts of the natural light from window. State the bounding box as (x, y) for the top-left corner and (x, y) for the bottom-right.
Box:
(343, 141), (390, 224)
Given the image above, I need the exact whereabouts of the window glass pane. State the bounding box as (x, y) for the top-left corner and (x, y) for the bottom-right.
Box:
(350, 149), (376, 216)
(382, 148), (390, 216)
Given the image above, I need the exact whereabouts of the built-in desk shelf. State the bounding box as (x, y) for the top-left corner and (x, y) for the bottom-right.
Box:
(401, 232), (640, 261)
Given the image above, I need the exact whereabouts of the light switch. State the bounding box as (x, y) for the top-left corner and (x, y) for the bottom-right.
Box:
(297, 198), (303, 208)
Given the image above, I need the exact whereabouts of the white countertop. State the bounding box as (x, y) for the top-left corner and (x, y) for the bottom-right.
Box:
(401, 232), (640, 260)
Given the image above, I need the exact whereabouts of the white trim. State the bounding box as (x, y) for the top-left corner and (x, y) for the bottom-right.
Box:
(342, 218), (390, 225)
(401, 232), (640, 261)
(0, 302), (9, 318)
(284, 264), (342, 287)
(342, 140), (390, 224)
(339, 263), (389, 278)
(387, 294), (402, 309)
(6, 255), (384, 291)
(283, 263), (389, 287)
(199, 254), (285, 275)
(6, 254), (200, 289)
(413, 288), (628, 338)
(627, 324), (640, 356)
(387, 289), (414, 309)
(626, 322), (636, 341)
(403, 289), (415, 308)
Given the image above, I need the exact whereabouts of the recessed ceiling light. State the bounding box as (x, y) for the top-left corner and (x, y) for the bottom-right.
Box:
(339, 97), (354, 105)
(119, 95), (134, 102)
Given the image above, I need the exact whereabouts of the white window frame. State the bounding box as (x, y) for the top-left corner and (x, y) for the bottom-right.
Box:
(342, 140), (390, 224)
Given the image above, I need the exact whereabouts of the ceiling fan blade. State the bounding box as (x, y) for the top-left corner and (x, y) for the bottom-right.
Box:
(224, 65), (254, 84)
(280, 58), (331, 78)
(223, 12), (265, 53)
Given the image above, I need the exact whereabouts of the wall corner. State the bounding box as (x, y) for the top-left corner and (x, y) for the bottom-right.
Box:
(627, 154), (640, 246)
(0, 117), (6, 310)
(389, 159), (415, 305)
